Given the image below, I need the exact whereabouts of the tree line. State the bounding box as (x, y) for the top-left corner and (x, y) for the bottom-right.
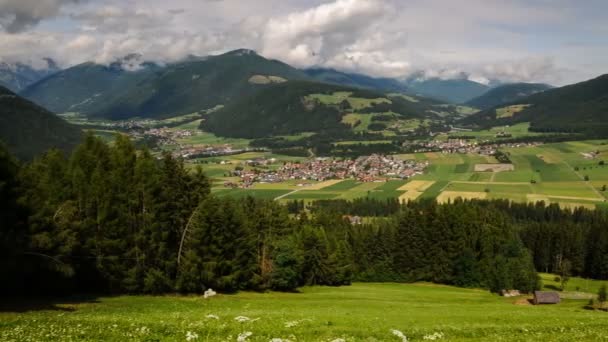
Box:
(2, 135), (608, 297)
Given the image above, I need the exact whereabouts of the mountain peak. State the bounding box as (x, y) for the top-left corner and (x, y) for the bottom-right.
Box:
(223, 49), (259, 57)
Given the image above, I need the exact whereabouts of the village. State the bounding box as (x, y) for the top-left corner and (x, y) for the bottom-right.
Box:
(226, 154), (428, 188)
(407, 139), (542, 155)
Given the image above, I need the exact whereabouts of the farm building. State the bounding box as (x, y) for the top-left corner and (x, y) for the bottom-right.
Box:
(533, 291), (560, 305)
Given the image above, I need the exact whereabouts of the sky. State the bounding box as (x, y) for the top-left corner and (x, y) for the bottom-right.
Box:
(0, 0), (606, 85)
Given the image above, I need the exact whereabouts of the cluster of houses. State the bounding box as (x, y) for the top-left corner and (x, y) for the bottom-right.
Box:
(228, 154), (428, 188)
(130, 127), (194, 147)
(409, 139), (542, 155)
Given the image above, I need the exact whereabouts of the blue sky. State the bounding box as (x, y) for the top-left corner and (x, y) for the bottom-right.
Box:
(0, 0), (606, 85)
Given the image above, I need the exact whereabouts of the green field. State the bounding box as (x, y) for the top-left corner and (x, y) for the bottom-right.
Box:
(2, 282), (608, 341)
(447, 122), (544, 141)
(194, 140), (608, 206)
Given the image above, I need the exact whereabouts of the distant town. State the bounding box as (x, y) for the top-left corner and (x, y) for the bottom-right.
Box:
(407, 139), (542, 155)
(226, 154), (428, 188)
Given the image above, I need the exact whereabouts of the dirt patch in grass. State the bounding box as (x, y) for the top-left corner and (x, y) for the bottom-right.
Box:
(513, 298), (533, 305)
(474, 164), (514, 172)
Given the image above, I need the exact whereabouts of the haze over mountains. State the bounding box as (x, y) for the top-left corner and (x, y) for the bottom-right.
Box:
(0, 58), (60, 92)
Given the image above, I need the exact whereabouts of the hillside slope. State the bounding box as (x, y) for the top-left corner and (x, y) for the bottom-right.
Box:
(94, 49), (311, 119)
(20, 55), (160, 115)
(201, 81), (446, 138)
(466, 83), (552, 109)
(0, 86), (81, 159)
(460, 74), (608, 134)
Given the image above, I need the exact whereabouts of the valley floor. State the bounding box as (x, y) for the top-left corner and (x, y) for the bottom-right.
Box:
(2, 282), (607, 341)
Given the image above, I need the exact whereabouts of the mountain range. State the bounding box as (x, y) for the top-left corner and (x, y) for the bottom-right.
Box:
(4, 48), (608, 149)
(0, 85), (81, 160)
(19, 50), (504, 121)
(0, 58), (60, 92)
(303, 68), (409, 93)
(404, 77), (490, 103)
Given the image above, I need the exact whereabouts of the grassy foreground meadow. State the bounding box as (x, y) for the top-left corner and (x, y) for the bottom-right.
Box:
(2, 283), (608, 342)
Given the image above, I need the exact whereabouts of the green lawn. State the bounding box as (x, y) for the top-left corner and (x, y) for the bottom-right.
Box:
(2, 282), (608, 341)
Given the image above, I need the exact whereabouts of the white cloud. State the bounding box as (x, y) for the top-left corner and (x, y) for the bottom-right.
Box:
(0, 0), (82, 33)
(0, 0), (606, 85)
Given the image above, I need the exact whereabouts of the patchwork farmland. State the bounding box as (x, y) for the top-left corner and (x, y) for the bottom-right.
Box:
(200, 140), (608, 209)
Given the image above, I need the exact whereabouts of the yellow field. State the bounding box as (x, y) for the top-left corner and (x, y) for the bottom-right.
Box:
(399, 190), (423, 202)
(398, 180), (435, 192)
(496, 104), (530, 118)
(304, 179), (344, 190)
(436, 191), (488, 203)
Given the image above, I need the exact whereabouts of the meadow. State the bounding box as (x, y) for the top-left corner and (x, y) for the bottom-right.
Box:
(2, 282), (607, 342)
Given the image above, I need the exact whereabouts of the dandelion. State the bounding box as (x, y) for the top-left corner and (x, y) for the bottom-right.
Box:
(391, 329), (408, 342)
(206, 314), (220, 320)
(423, 332), (444, 340)
(237, 331), (253, 342)
(204, 288), (217, 299)
(186, 331), (199, 341)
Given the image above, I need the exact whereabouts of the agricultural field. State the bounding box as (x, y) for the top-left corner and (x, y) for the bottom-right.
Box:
(2, 281), (608, 342)
(193, 139), (608, 208)
(446, 122), (544, 141)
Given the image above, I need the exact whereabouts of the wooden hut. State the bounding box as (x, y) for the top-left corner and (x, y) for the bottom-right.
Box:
(533, 291), (560, 305)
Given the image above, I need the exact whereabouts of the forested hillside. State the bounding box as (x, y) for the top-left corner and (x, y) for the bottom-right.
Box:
(466, 83), (551, 110)
(202, 81), (365, 138)
(20, 57), (160, 114)
(201, 81), (445, 138)
(3, 135), (608, 296)
(0, 86), (81, 160)
(22, 50), (311, 120)
(461, 74), (608, 135)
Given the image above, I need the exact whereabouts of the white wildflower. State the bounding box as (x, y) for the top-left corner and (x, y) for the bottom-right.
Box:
(186, 331), (199, 341)
(391, 329), (408, 342)
(284, 320), (300, 328)
(270, 339), (293, 342)
(237, 331), (253, 342)
(423, 332), (444, 340)
(330, 339), (346, 342)
(204, 288), (217, 299)
(136, 326), (150, 335)
(206, 314), (220, 320)
(234, 316), (259, 323)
